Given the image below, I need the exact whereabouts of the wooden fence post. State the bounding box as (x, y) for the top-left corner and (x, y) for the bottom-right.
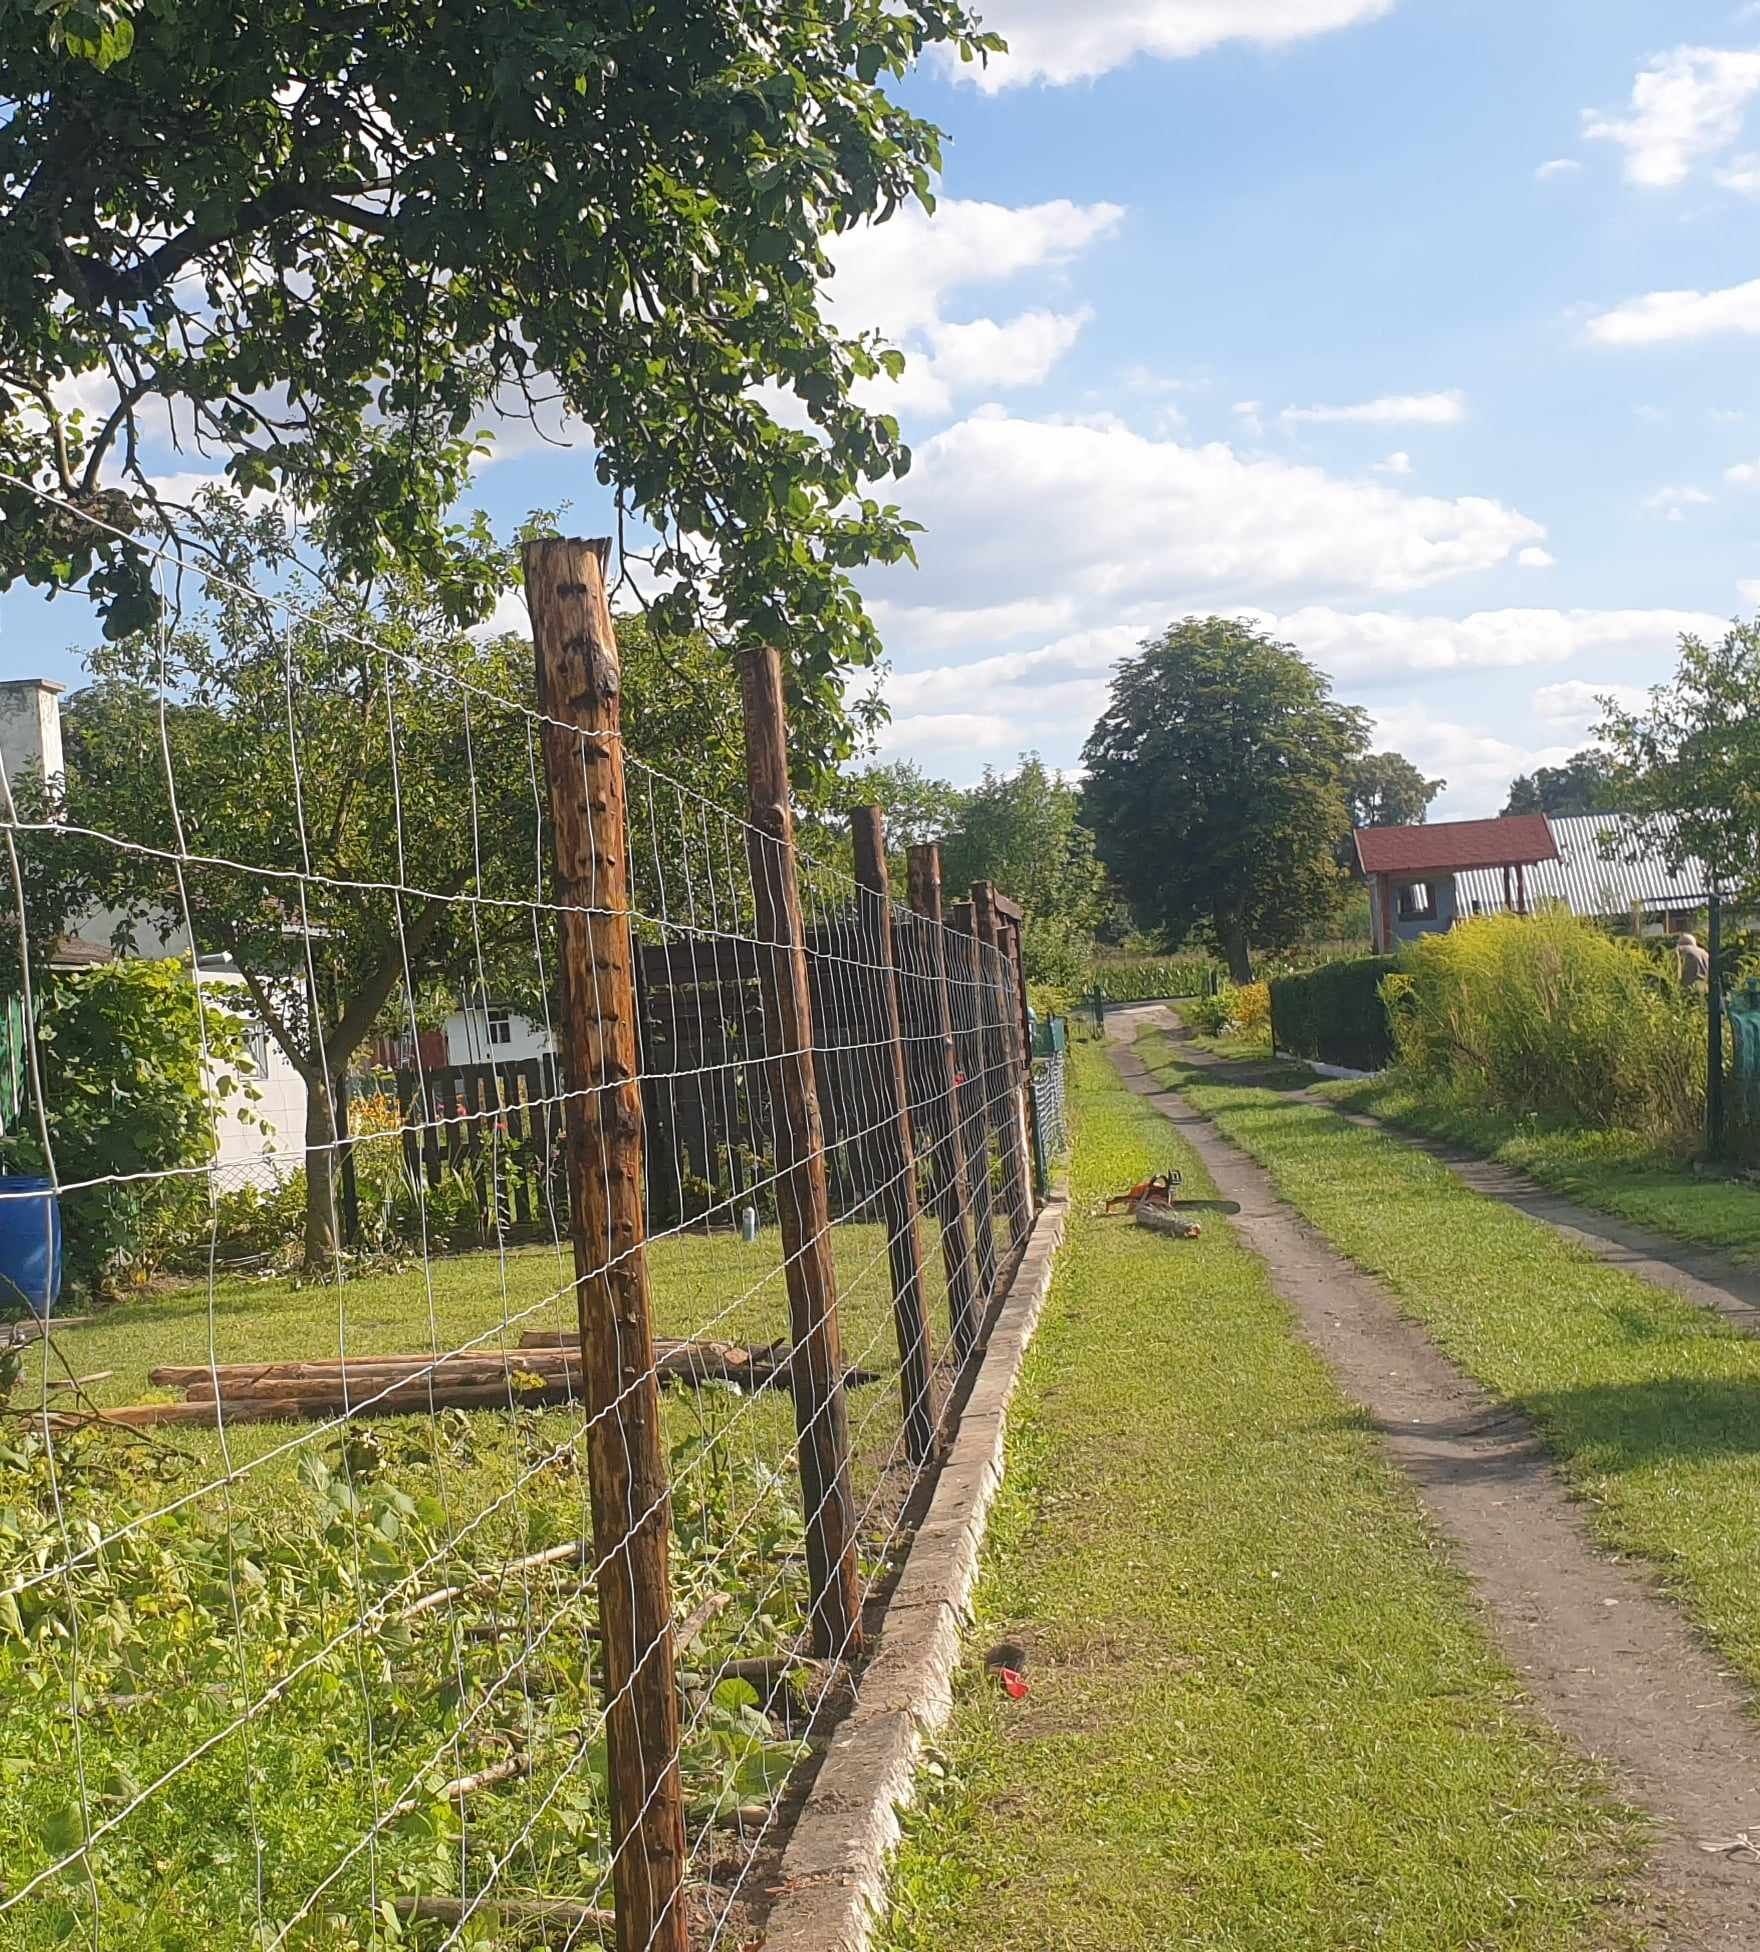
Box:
(1001, 915), (1045, 1203)
(738, 645), (864, 1662)
(525, 537), (689, 1952)
(905, 844), (981, 1360)
(971, 881), (1034, 1249)
(948, 899), (1000, 1303)
(850, 808), (937, 1463)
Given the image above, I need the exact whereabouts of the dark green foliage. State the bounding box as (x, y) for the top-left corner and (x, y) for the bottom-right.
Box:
(0, 0), (996, 715)
(1598, 619), (1760, 907)
(1503, 749), (1619, 818)
(1081, 618), (1369, 983)
(1270, 956), (1397, 1072)
(0, 957), (253, 1299)
(1348, 752), (1445, 829)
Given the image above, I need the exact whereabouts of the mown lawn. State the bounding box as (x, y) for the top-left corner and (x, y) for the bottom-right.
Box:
(1319, 1072), (1760, 1266)
(878, 1039), (1642, 1952)
(1142, 1030), (1760, 1689)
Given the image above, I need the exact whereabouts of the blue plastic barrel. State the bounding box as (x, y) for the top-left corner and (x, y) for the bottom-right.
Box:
(0, 1176), (62, 1318)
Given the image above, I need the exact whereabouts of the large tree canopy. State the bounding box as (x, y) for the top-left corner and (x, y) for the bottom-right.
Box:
(1348, 750), (1444, 829)
(10, 497), (804, 1267)
(1502, 749), (1618, 818)
(1597, 621), (1760, 905)
(1080, 617), (1369, 982)
(0, 0), (994, 708)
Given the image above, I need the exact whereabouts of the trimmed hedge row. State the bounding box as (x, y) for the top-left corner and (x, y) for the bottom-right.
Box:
(1269, 956), (1398, 1072)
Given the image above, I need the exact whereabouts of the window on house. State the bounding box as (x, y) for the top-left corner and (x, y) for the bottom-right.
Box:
(246, 1025), (271, 1079)
(1397, 882), (1438, 922)
(487, 1008), (513, 1048)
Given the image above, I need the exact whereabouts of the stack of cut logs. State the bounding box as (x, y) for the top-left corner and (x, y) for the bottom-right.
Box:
(81, 1333), (879, 1429)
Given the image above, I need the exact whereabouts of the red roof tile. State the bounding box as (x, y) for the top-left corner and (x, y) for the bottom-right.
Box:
(1354, 814), (1559, 877)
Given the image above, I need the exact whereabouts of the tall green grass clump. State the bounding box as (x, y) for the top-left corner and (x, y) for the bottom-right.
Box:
(1386, 909), (1704, 1144)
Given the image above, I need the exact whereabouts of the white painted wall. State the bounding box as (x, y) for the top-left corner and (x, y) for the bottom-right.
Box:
(444, 1007), (555, 1067)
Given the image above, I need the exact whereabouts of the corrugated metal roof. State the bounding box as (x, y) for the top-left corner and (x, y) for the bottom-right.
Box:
(1453, 813), (1716, 918)
(1354, 813), (1558, 876)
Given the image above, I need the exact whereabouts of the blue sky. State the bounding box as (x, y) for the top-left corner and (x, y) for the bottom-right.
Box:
(10, 0), (1760, 816)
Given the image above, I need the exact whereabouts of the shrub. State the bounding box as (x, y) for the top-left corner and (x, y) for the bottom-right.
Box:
(1271, 957), (1398, 1071)
(1385, 909), (1703, 1143)
(0, 959), (257, 1301)
(1185, 981), (1269, 1043)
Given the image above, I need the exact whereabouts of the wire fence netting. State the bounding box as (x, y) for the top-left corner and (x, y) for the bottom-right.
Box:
(0, 491), (1056, 1950)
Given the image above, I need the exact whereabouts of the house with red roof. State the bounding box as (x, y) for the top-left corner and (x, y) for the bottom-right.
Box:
(1355, 814), (1560, 954)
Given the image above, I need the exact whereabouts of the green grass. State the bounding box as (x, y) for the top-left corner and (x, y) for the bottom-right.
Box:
(877, 1040), (1642, 1952)
(1141, 1029), (1760, 1689)
(1, 1211), (975, 1948)
(1318, 1072), (1760, 1267)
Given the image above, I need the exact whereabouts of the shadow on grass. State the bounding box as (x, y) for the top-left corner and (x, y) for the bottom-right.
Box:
(1520, 1376), (1760, 1471)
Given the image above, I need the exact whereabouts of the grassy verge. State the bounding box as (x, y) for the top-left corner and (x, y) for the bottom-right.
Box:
(878, 1040), (1641, 1952)
(2, 1214), (956, 1947)
(1142, 1029), (1760, 1690)
(1318, 1073), (1760, 1266)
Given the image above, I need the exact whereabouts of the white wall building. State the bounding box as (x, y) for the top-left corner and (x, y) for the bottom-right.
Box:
(443, 1005), (555, 1068)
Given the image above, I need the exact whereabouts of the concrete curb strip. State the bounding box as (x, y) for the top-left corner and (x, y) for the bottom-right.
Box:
(760, 1191), (1070, 1952)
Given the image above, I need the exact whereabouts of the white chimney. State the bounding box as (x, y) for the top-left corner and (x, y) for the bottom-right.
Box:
(0, 679), (66, 806)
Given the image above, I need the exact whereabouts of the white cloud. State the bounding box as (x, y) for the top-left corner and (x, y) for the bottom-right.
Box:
(888, 410), (1543, 618)
(1517, 546), (1557, 568)
(1240, 605), (1719, 680)
(1725, 458), (1760, 483)
(1583, 45), (1760, 187)
(1373, 451), (1414, 475)
(956, 0), (1396, 90)
(1282, 389), (1467, 426)
(824, 198), (1123, 414)
(1588, 275), (1760, 345)
(1634, 403), (1672, 425)
(1644, 483), (1714, 520)
(1530, 678), (1648, 729)
(1740, 578), (1760, 604)
(1371, 703), (1577, 815)
(1535, 157), (1583, 180)
(871, 603), (1717, 788)
(1715, 151), (1760, 192)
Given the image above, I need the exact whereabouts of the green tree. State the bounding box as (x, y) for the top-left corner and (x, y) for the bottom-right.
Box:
(1081, 618), (1369, 982)
(1348, 751), (1445, 828)
(15, 503), (770, 1270)
(1597, 621), (1760, 904)
(0, 0), (996, 733)
(0, 958), (254, 1300)
(938, 753), (1110, 987)
(1502, 749), (1618, 817)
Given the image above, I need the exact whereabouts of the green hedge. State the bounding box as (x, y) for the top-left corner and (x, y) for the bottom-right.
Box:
(1270, 956), (1398, 1072)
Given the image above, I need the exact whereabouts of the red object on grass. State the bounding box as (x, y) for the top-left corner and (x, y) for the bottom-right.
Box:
(998, 1667), (1029, 1700)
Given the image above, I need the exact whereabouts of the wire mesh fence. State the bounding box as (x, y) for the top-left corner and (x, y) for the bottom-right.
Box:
(0, 507), (1052, 1950)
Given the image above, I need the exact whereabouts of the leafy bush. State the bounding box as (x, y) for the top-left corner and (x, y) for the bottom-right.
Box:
(1271, 956), (1398, 1071)
(1385, 910), (1704, 1143)
(1184, 981), (1269, 1043)
(1020, 915), (1094, 993)
(0, 959), (258, 1301)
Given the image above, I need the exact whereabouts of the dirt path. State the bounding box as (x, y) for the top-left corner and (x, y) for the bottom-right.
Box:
(1106, 1006), (1760, 1949)
(1186, 1021), (1760, 1334)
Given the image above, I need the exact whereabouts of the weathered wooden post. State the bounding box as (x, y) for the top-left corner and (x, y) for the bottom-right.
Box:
(525, 537), (689, 1952)
(1000, 912), (1044, 1204)
(949, 898), (1000, 1302)
(738, 645), (864, 1661)
(972, 881), (1034, 1248)
(850, 807), (936, 1462)
(906, 844), (981, 1360)
(1709, 890), (1727, 1160)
